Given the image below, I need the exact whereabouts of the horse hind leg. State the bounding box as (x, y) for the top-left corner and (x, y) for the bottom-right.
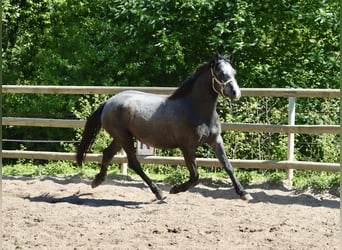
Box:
(120, 135), (164, 200)
(127, 155), (165, 200)
(92, 140), (122, 188)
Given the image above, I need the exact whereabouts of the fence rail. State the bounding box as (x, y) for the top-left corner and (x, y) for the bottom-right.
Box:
(2, 85), (340, 174)
(2, 117), (339, 134)
(2, 85), (340, 98)
(1, 150), (339, 172)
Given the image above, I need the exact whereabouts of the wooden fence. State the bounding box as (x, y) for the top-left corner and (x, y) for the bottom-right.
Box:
(1, 85), (340, 175)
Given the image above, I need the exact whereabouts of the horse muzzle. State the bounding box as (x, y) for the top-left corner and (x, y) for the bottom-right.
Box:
(224, 82), (241, 101)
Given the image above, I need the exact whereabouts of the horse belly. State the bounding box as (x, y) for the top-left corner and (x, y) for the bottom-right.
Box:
(129, 118), (178, 149)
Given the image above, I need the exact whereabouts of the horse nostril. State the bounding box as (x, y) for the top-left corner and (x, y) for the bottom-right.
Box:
(231, 88), (241, 101)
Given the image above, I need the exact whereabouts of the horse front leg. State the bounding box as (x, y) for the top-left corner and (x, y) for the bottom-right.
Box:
(212, 136), (253, 201)
(169, 147), (199, 194)
(92, 140), (121, 188)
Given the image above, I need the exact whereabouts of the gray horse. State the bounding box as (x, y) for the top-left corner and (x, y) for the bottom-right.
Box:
(76, 53), (252, 201)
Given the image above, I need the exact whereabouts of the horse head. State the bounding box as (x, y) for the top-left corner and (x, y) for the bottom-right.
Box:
(211, 53), (241, 101)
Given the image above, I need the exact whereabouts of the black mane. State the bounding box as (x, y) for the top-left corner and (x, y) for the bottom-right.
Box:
(168, 61), (211, 100)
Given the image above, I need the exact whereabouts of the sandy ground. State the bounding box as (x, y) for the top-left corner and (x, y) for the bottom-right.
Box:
(2, 174), (340, 250)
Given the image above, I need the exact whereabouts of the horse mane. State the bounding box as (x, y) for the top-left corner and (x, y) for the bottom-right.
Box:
(168, 61), (212, 100)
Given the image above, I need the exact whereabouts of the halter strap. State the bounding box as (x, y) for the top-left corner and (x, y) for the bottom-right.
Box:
(210, 68), (233, 97)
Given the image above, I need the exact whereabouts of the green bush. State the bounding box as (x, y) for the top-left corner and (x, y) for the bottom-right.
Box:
(293, 171), (340, 192)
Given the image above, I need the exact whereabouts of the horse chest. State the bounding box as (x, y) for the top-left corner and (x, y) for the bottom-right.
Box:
(195, 122), (219, 144)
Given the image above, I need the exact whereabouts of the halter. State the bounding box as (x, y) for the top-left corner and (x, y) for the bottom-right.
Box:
(210, 67), (233, 97)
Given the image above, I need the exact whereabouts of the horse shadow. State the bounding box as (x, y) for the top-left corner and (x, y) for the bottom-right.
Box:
(189, 182), (340, 209)
(4, 175), (339, 209)
(23, 192), (150, 208)
(4, 175), (152, 208)
(95, 177), (340, 209)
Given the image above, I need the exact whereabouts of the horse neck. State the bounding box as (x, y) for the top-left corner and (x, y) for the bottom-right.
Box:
(188, 71), (218, 116)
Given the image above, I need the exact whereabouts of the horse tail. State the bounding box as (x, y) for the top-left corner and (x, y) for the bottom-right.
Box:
(76, 102), (106, 167)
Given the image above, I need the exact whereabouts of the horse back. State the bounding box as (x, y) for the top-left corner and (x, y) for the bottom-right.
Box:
(101, 91), (181, 148)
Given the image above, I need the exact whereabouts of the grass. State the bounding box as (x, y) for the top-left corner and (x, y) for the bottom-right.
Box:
(2, 160), (340, 195)
(2, 160), (121, 178)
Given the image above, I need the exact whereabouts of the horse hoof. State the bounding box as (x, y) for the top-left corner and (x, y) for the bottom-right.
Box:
(91, 177), (104, 188)
(153, 194), (167, 202)
(91, 181), (99, 189)
(155, 191), (165, 201)
(240, 193), (253, 201)
(169, 185), (180, 194)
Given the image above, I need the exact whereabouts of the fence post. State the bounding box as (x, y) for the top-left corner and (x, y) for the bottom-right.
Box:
(119, 150), (128, 175)
(287, 97), (296, 184)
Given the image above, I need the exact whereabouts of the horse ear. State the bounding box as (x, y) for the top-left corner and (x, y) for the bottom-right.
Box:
(215, 52), (221, 60)
(228, 53), (234, 63)
(211, 52), (220, 66)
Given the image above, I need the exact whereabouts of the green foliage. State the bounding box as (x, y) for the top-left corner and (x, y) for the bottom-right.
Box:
(2, 159), (120, 178)
(294, 98), (340, 163)
(4, 160), (338, 194)
(163, 166), (189, 185)
(3, 0), (339, 88)
(259, 170), (287, 185)
(233, 0), (339, 89)
(293, 171), (340, 192)
(2, 160), (77, 176)
(3, 93), (77, 155)
(235, 169), (254, 186)
(219, 97), (290, 160)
